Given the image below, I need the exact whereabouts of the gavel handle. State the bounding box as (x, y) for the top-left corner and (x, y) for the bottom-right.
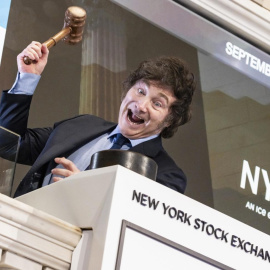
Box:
(23, 27), (72, 65)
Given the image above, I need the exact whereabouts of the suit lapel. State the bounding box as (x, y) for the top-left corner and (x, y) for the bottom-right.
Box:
(29, 116), (116, 174)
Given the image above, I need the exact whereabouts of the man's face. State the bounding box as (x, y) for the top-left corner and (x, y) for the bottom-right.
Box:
(118, 80), (176, 139)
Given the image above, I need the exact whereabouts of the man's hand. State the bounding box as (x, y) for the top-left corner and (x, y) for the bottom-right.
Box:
(17, 41), (49, 75)
(51, 157), (80, 182)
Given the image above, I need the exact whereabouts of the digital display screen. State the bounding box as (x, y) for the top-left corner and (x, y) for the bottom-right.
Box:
(112, 0), (270, 236)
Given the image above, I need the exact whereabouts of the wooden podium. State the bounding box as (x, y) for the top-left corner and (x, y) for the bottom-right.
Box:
(7, 165), (269, 270)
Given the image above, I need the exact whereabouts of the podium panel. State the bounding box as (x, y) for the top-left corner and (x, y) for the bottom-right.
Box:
(116, 220), (231, 270)
(17, 165), (270, 270)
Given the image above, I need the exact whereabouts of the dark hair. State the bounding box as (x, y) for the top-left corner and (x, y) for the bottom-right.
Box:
(122, 56), (196, 138)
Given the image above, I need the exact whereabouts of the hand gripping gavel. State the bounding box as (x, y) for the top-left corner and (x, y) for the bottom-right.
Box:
(23, 6), (87, 65)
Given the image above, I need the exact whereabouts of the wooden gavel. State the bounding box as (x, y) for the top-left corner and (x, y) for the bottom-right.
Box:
(23, 6), (87, 65)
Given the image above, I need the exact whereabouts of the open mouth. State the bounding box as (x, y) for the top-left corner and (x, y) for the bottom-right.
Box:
(127, 109), (145, 125)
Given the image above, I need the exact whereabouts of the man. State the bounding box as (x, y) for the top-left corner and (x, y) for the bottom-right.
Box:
(0, 41), (196, 197)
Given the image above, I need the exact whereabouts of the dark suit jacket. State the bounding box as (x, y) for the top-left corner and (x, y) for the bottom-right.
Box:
(0, 91), (187, 197)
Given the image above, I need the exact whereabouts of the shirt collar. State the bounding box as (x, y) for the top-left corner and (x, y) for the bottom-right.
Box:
(108, 125), (159, 147)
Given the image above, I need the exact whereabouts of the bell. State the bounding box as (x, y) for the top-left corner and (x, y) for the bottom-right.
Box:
(89, 150), (158, 181)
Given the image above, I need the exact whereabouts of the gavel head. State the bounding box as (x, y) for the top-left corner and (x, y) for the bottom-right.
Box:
(62, 6), (87, 45)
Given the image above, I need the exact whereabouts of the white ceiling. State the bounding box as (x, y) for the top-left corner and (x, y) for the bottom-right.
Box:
(176, 0), (270, 54)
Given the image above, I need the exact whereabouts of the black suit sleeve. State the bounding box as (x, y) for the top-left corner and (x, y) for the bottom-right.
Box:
(154, 149), (187, 194)
(0, 91), (52, 165)
(156, 168), (187, 194)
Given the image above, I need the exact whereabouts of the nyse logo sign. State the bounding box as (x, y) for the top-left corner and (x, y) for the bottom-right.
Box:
(240, 160), (270, 201)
